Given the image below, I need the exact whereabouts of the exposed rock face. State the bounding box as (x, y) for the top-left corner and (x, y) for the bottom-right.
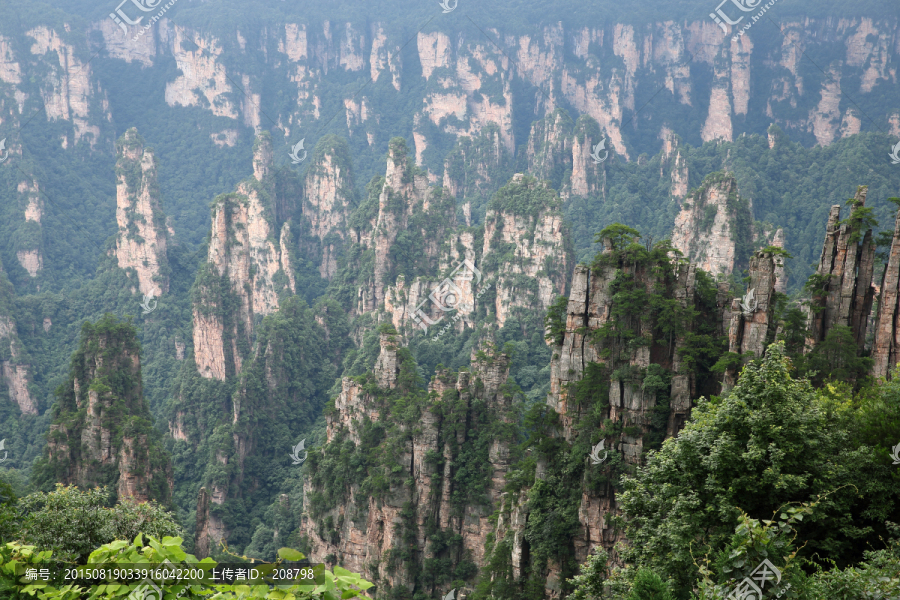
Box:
(442, 124), (513, 225)
(369, 171), (571, 339)
(42, 315), (172, 504)
(871, 209), (900, 379)
(522, 109), (606, 199)
(302, 136), (356, 279)
(114, 128), (169, 296)
(194, 487), (213, 559)
(526, 109), (574, 187)
(24, 26), (106, 148)
(302, 340), (515, 597)
(771, 228), (787, 293)
(660, 128), (689, 199)
(671, 173), (752, 276)
(806, 187), (875, 351)
(192, 132), (296, 380)
(373, 331), (401, 389)
(0, 261), (37, 415)
(483, 175), (571, 327)
(724, 252), (777, 388)
(354, 138), (455, 315)
(13, 176), (44, 277)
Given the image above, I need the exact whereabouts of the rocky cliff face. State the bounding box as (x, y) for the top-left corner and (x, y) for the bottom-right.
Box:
(302, 331), (516, 597)
(114, 128), (170, 297)
(13, 176), (44, 278)
(723, 251), (778, 388)
(0, 260), (37, 415)
(806, 186), (875, 351)
(442, 124), (514, 225)
(523, 110), (607, 200)
(302, 135), (356, 279)
(873, 208), (900, 379)
(671, 172), (753, 276)
(5, 17), (891, 194)
(332, 134), (571, 342)
(40, 315), (172, 504)
(191, 132), (297, 380)
(350, 138), (455, 316)
(483, 175), (571, 328)
(307, 231), (735, 598)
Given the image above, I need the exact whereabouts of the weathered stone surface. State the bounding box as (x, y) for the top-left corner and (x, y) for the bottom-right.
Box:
(44, 324), (171, 505)
(872, 208), (900, 378)
(303, 138), (355, 279)
(0, 276), (38, 414)
(114, 128), (169, 297)
(374, 332), (401, 389)
(807, 187), (875, 351)
(724, 251), (777, 389)
(772, 228), (787, 293)
(303, 339), (513, 597)
(194, 487), (211, 559)
(192, 132), (295, 380)
(671, 173), (751, 277)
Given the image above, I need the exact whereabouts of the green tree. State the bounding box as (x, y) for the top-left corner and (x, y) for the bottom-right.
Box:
(595, 224), (641, 251)
(803, 324), (872, 386)
(617, 342), (900, 595)
(14, 484), (182, 564)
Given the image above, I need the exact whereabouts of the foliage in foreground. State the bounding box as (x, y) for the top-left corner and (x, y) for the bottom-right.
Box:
(2, 484), (183, 565)
(564, 342), (900, 599)
(0, 534), (373, 600)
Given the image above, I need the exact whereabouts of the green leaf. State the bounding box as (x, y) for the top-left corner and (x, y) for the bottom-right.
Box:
(277, 548), (305, 561)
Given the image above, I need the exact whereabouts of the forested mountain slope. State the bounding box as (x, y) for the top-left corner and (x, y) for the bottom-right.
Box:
(0, 0), (898, 598)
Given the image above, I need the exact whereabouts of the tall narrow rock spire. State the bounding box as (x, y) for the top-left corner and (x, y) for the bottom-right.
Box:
(114, 128), (170, 296)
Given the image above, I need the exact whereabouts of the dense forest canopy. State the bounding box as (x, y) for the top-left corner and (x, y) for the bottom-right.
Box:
(0, 0), (899, 597)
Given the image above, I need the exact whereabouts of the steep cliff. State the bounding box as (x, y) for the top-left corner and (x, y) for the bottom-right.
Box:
(309, 230), (730, 599)
(873, 208), (900, 379)
(670, 172), (753, 276)
(482, 175), (572, 328)
(302, 327), (518, 598)
(329, 135), (571, 349)
(522, 110), (606, 200)
(806, 186), (875, 351)
(301, 135), (357, 279)
(173, 294), (346, 558)
(0, 259), (38, 415)
(13, 175), (44, 279)
(723, 251), (778, 388)
(35, 314), (172, 504)
(191, 132), (297, 381)
(113, 128), (170, 297)
(344, 137), (455, 317)
(54, 15), (897, 168)
(442, 124), (514, 225)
